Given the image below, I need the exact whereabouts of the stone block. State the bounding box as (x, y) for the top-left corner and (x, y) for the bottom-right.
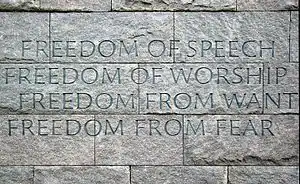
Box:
(0, 0), (39, 10)
(263, 63), (299, 113)
(0, 115), (94, 165)
(50, 13), (173, 63)
(290, 11), (299, 62)
(35, 166), (129, 184)
(237, 0), (298, 10)
(112, 0), (236, 11)
(175, 12), (290, 63)
(0, 13), (49, 62)
(0, 167), (33, 184)
(0, 64), (138, 114)
(138, 63), (263, 114)
(95, 115), (183, 165)
(229, 166), (299, 184)
(41, 0), (111, 11)
(184, 115), (299, 165)
(131, 166), (227, 184)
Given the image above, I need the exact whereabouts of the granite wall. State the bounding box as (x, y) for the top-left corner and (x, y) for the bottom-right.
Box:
(0, 0), (299, 183)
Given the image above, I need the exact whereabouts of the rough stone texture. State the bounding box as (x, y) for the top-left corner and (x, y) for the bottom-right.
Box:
(0, 167), (33, 184)
(139, 63), (263, 114)
(175, 12), (290, 63)
(291, 11), (299, 62)
(95, 115), (183, 165)
(0, 0), (39, 10)
(132, 166), (227, 184)
(113, 0), (236, 11)
(0, 115), (94, 165)
(51, 13), (173, 63)
(264, 63), (299, 113)
(41, 0), (111, 11)
(0, 64), (138, 114)
(0, 7), (299, 184)
(184, 115), (299, 165)
(229, 166), (299, 184)
(0, 13), (49, 62)
(237, 0), (298, 10)
(0, 0), (111, 11)
(35, 166), (129, 184)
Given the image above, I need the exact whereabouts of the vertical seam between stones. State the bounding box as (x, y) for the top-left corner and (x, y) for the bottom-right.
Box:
(33, 166), (35, 184)
(262, 63), (265, 114)
(39, 0), (41, 9)
(111, 0), (113, 11)
(129, 165), (132, 184)
(48, 13), (51, 63)
(173, 12), (175, 63)
(227, 166), (230, 184)
(289, 11), (292, 63)
(182, 114), (185, 165)
(235, 0), (237, 11)
(94, 114), (96, 165)
(137, 63), (140, 115)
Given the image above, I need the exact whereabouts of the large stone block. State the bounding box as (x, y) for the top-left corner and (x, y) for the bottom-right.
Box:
(175, 12), (290, 63)
(35, 166), (129, 184)
(184, 115), (299, 165)
(0, 13), (49, 62)
(138, 63), (263, 114)
(41, 0), (111, 11)
(0, 115), (94, 165)
(0, 0), (39, 10)
(237, 0), (298, 10)
(131, 166), (227, 184)
(229, 166), (299, 184)
(0, 64), (138, 114)
(0, 167), (33, 184)
(112, 0), (236, 11)
(95, 115), (183, 165)
(291, 11), (299, 62)
(263, 63), (299, 113)
(50, 13), (173, 63)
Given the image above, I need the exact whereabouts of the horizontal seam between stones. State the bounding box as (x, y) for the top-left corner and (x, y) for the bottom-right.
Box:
(0, 113), (298, 116)
(0, 62), (274, 64)
(0, 165), (298, 167)
(0, 10), (298, 13)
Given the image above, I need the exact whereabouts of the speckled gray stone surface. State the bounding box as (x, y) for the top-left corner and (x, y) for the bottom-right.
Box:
(51, 13), (173, 63)
(184, 115), (299, 165)
(0, 167), (33, 184)
(263, 63), (299, 113)
(175, 12), (290, 63)
(1, 0), (299, 11)
(41, 0), (111, 11)
(0, 5), (299, 184)
(113, 0), (236, 11)
(0, 0), (111, 11)
(131, 166), (227, 184)
(139, 63), (263, 114)
(0, 115), (94, 165)
(0, 64), (138, 114)
(291, 11), (299, 62)
(0, 0), (39, 10)
(95, 115), (183, 165)
(0, 13), (49, 62)
(229, 166), (299, 184)
(237, 0), (298, 10)
(35, 166), (130, 184)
